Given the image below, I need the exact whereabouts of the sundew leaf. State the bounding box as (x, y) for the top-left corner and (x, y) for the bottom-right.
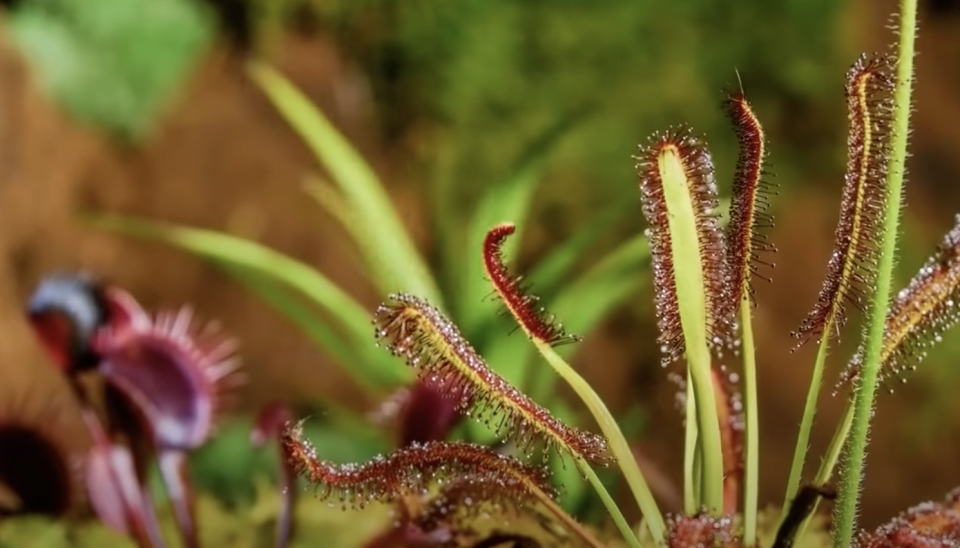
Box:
(84, 214), (412, 388)
(246, 62), (442, 306)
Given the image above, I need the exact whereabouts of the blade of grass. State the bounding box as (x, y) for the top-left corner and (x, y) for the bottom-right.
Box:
(219, 265), (375, 388)
(247, 62), (441, 305)
(577, 458), (644, 548)
(302, 175), (355, 231)
(525, 201), (633, 297)
(84, 214), (411, 388)
(683, 378), (699, 515)
(833, 2), (916, 545)
(793, 397), (855, 543)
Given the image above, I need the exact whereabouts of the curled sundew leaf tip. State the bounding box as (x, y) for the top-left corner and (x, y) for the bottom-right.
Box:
(482, 223), (582, 347)
(723, 91), (777, 317)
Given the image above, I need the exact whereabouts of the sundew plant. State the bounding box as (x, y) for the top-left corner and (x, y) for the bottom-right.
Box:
(13, 0), (960, 546)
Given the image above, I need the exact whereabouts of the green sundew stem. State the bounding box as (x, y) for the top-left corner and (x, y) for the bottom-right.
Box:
(683, 377), (699, 514)
(577, 459), (643, 548)
(658, 147), (724, 513)
(535, 342), (665, 544)
(740, 299), (760, 546)
(795, 398), (855, 542)
(833, 1), (917, 546)
(780, 323), (832, 528)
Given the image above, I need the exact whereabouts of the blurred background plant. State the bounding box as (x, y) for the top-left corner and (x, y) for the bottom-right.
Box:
(0, 0), (959, 546)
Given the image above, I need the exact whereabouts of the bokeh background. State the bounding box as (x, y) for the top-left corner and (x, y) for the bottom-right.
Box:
(0, 0), (959, 543)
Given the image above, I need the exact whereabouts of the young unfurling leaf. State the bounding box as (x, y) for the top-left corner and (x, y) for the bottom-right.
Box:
(483, 223), (582, 347)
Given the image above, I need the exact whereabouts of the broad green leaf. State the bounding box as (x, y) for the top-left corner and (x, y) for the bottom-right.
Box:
(6, 0), (211, 140)
(455, 110), (588, 336)
(84, 214), (411, 388)
(246, 62), (441, 306)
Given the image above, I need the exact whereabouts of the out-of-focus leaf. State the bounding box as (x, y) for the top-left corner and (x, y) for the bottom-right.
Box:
(221, 265), (360, 384)
(84, 214), (411, 388)
(247, 62), (442, 306)
(0, 515), (135, 548)
(525, 201), (633, 297)
(301, 176), (355, 232)
(456, 110), (587, 336)
(6, 0), (211, 140)
(547, 399), (589, 514)
(553, 233), (650, 344)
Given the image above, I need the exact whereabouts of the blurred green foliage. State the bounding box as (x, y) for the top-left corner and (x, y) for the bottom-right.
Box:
(5, 0), (213, 139)
(305, 0), (851, 225)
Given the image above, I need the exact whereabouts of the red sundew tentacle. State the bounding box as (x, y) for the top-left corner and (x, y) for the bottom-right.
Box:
(839, 215), (960, 392)
(792, 54), (895, 349)
(482, 223), (581, 347)
(723, 92), (776, 320)
(282, 422), (554, 509)
(634, 127), (727, 364)
(374, 293), (612, 465)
